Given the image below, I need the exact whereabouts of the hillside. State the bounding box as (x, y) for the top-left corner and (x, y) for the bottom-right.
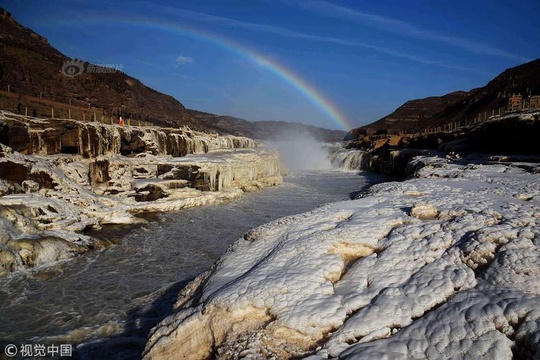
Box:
(0, 8), (343, 140)
(189, 110), (347, 142)
(349, 91), (471, 137)
(425, 59), (540, 129)
(349, 58), (540, 138)
(0, 8), (199, 129)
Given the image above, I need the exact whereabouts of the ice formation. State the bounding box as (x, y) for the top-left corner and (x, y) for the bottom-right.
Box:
(144, 156), (540, 359)
(0, 111), (282, 274)
(0, 110), (257, 158)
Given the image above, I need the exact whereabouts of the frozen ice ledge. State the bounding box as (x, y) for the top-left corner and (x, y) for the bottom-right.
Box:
(0, 110), (257, 157)
(144, 156), (540, 359)
(0, 111), (282, 275)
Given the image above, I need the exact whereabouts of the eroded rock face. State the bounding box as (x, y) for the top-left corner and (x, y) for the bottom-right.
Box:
(0, 111), (257, 158)
(0, 133), (281, 275)
(144, 159), (540, 359)
(89, 159), (111, 185)
(133, 184), (169, 202)
(0, 119), (30, 152)
(0, 160), (29, 183)
(361, 148), (434, 178)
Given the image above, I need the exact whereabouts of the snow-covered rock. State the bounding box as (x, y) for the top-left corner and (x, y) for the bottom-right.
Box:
(410, 202), (438, 219)
(0, 132), (281, 274)
(144, 157), (540, 359)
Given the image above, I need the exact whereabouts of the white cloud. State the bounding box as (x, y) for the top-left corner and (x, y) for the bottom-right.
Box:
(176, 55), (194, 65)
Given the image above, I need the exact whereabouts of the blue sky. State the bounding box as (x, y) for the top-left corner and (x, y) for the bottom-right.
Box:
(2, 0), (539, 130)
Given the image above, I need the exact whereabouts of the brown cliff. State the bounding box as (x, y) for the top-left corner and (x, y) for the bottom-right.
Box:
(425, 59), (540, 129)
(349, 91), (470, 137)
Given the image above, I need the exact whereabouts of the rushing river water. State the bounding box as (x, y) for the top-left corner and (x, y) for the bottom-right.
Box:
(0, 170), (388, 359)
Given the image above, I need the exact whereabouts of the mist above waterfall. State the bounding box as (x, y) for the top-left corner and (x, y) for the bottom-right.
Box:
(266, 131), (332, 171)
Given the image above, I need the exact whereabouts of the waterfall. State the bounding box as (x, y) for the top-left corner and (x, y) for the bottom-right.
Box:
(330, 148), (365, 170)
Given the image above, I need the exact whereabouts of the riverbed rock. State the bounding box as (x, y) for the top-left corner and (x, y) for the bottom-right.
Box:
(0, 159), (30, 183)
(133, 184), (169, 202)
(0, 249), (16, 275)
(21, 179), (39, 193)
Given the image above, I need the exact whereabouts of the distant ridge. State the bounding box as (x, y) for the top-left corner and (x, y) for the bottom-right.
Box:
(189, 109), (346, 142)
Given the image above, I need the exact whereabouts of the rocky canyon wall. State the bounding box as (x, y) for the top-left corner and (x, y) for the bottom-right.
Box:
(0, 111), (281, 275)
(0, 110), (257, 158)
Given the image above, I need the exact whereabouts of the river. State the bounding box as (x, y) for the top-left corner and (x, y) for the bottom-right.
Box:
(0, 169), (388, 359)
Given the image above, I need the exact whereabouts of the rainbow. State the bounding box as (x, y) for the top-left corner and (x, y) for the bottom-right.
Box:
(57, 15), (353, 131)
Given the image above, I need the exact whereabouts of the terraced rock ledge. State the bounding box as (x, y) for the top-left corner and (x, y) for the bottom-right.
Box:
(0, 111), (282, 275)
(144, 156), (540, 359)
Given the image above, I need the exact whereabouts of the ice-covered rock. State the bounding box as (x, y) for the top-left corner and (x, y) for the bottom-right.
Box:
(144, 158), (540, 359)
(0, 111), (281, 274)
(331, 146), (436, 177)
(0, 110), (257, 158)
(0, 145), (281, 274)
(410, 202), (438, 219)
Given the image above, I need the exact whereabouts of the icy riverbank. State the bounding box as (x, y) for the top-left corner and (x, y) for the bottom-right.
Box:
(0, 111), (282, 275)
(144, 156), (540, 359)
(0, 169), (382, 359)
(0, 145), (281, 275)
